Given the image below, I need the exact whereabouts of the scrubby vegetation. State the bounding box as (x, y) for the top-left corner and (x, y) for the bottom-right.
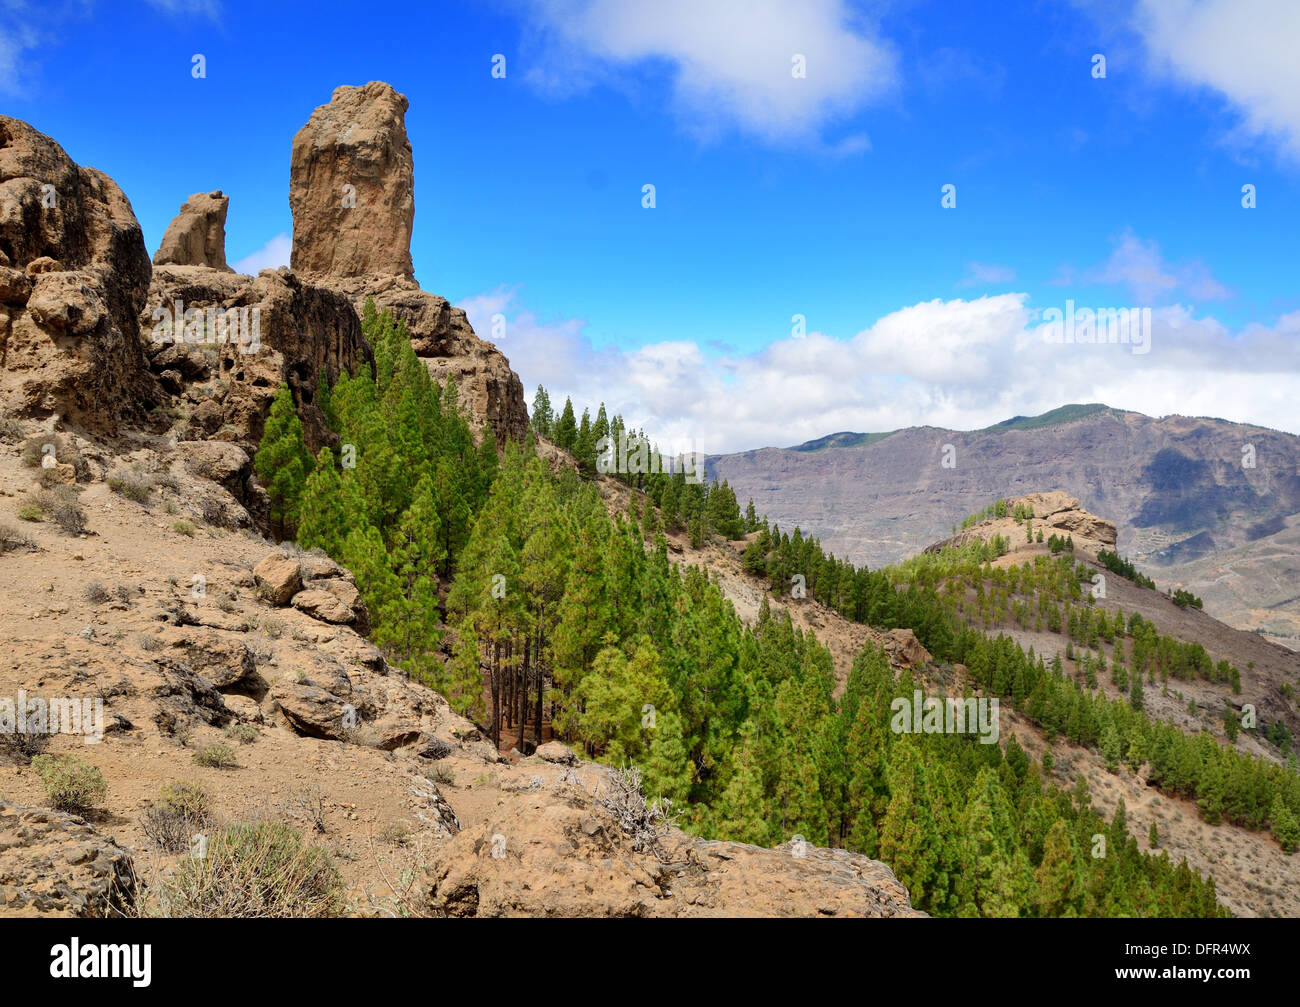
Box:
(145, 822), (344, 918)
(30, 754), (108, 814)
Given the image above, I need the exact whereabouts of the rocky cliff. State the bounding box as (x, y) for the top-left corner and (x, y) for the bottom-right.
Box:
(0, 116), (163, 432)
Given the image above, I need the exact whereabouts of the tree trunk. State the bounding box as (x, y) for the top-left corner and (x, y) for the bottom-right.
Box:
(490, 640), (501, 750)
(535, 618), (545, 746)
(520, 639), (531, 751)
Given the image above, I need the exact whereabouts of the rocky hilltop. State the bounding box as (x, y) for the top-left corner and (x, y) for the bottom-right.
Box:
(706, 405), (1300, 646)
(924, 490), (1118, 557)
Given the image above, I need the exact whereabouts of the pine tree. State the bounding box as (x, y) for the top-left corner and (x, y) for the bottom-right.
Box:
(554, 398), (578, 451)
(255, 384), (313, 539)
(714, 720), (769, 845)
(433, 459), (470, 577)
(1034, 818), (1078, 916)
(531, 386), (554, 438)
(296, 446), (347, 555)
(385, 474), (446, 678)
(1270, 794), (1299, 853)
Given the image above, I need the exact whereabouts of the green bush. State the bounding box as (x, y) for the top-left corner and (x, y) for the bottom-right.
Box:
(16, 502), (44, 522)
(193, 743), (238, 769)
(224, 723), (260, 745)
(30, 753), (108, 814)
(108, 474), (153, 504)
(172, 520), (196, 537)
(147, 822), (345, 918)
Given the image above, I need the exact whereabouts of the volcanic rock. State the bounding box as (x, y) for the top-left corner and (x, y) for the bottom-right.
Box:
(153, 190), (232, 270)
(0, 115), (162, 430)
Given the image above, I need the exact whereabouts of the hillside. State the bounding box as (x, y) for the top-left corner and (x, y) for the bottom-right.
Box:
(0, 94), (922, 919)
(663, 490), (1298, 917)
(3, 84), (1296, 923)
(705, 405), (1300, 648)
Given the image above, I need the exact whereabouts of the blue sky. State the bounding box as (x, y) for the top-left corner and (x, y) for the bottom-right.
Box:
(4, 0), (1299, 451)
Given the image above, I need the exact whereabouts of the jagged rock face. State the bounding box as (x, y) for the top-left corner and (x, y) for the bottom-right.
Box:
(153, 190), (232, 270)
(289, 83), (530, 444)
(0, 801), (136, 917)
(0, 115), (162, 431)
(142, 264), (371, 455)
(289, 82), (414, 280)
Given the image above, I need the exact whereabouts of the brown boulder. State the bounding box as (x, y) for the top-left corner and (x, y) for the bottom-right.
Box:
(882, 628), (932, 669)
(291, 588), (355, 624)
(156, 627), (257, 688)
(426, 779), (924, 918)
(273, 681), (348, 739)
(153, 190), (232, 270)
(535, 740), (578, 766)
(253, 553), (302, 605)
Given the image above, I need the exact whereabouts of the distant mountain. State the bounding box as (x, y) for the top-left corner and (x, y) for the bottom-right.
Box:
(706, 405), (1300, 647)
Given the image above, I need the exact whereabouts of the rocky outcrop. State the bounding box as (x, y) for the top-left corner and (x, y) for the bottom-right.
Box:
(288, 83), (529, 443)
(254, 552), (303, 604)
(141, 264), (371, 453)
(0, 801), (136, 917)
(0, 115), (162, 431)
(289, 82), (414, 281)
(923, 490), (1117, 557)
(153, 190), (232, 270)
(535, 740), (578, 765)
(254, 550), (369, 631)
(881, 628), (931, 668)
(1025, 490), (1118, 548)
(426, 769), (924, 918)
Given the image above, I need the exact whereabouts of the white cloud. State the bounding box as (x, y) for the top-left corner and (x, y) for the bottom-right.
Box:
(1133, 0), (1300, 161)
(1057, 229), (1231, 304)
(464, 286), (1300, 453)
(515, 0), (897, 144)
(957, 262), (1018, 288)
(0, 5), (46, 95)
(144, 0), (223, 17)
(231, 233), (290, 275)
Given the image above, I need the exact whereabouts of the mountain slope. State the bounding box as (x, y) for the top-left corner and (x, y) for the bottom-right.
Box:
(706, 405), (1300, 647)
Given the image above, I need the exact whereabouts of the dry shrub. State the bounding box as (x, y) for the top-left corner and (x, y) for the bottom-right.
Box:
(142, 780), (214, 853)
(596, 765), (677, 859)
(144, 822), (344, 918)
(0, 523), (36, 554)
